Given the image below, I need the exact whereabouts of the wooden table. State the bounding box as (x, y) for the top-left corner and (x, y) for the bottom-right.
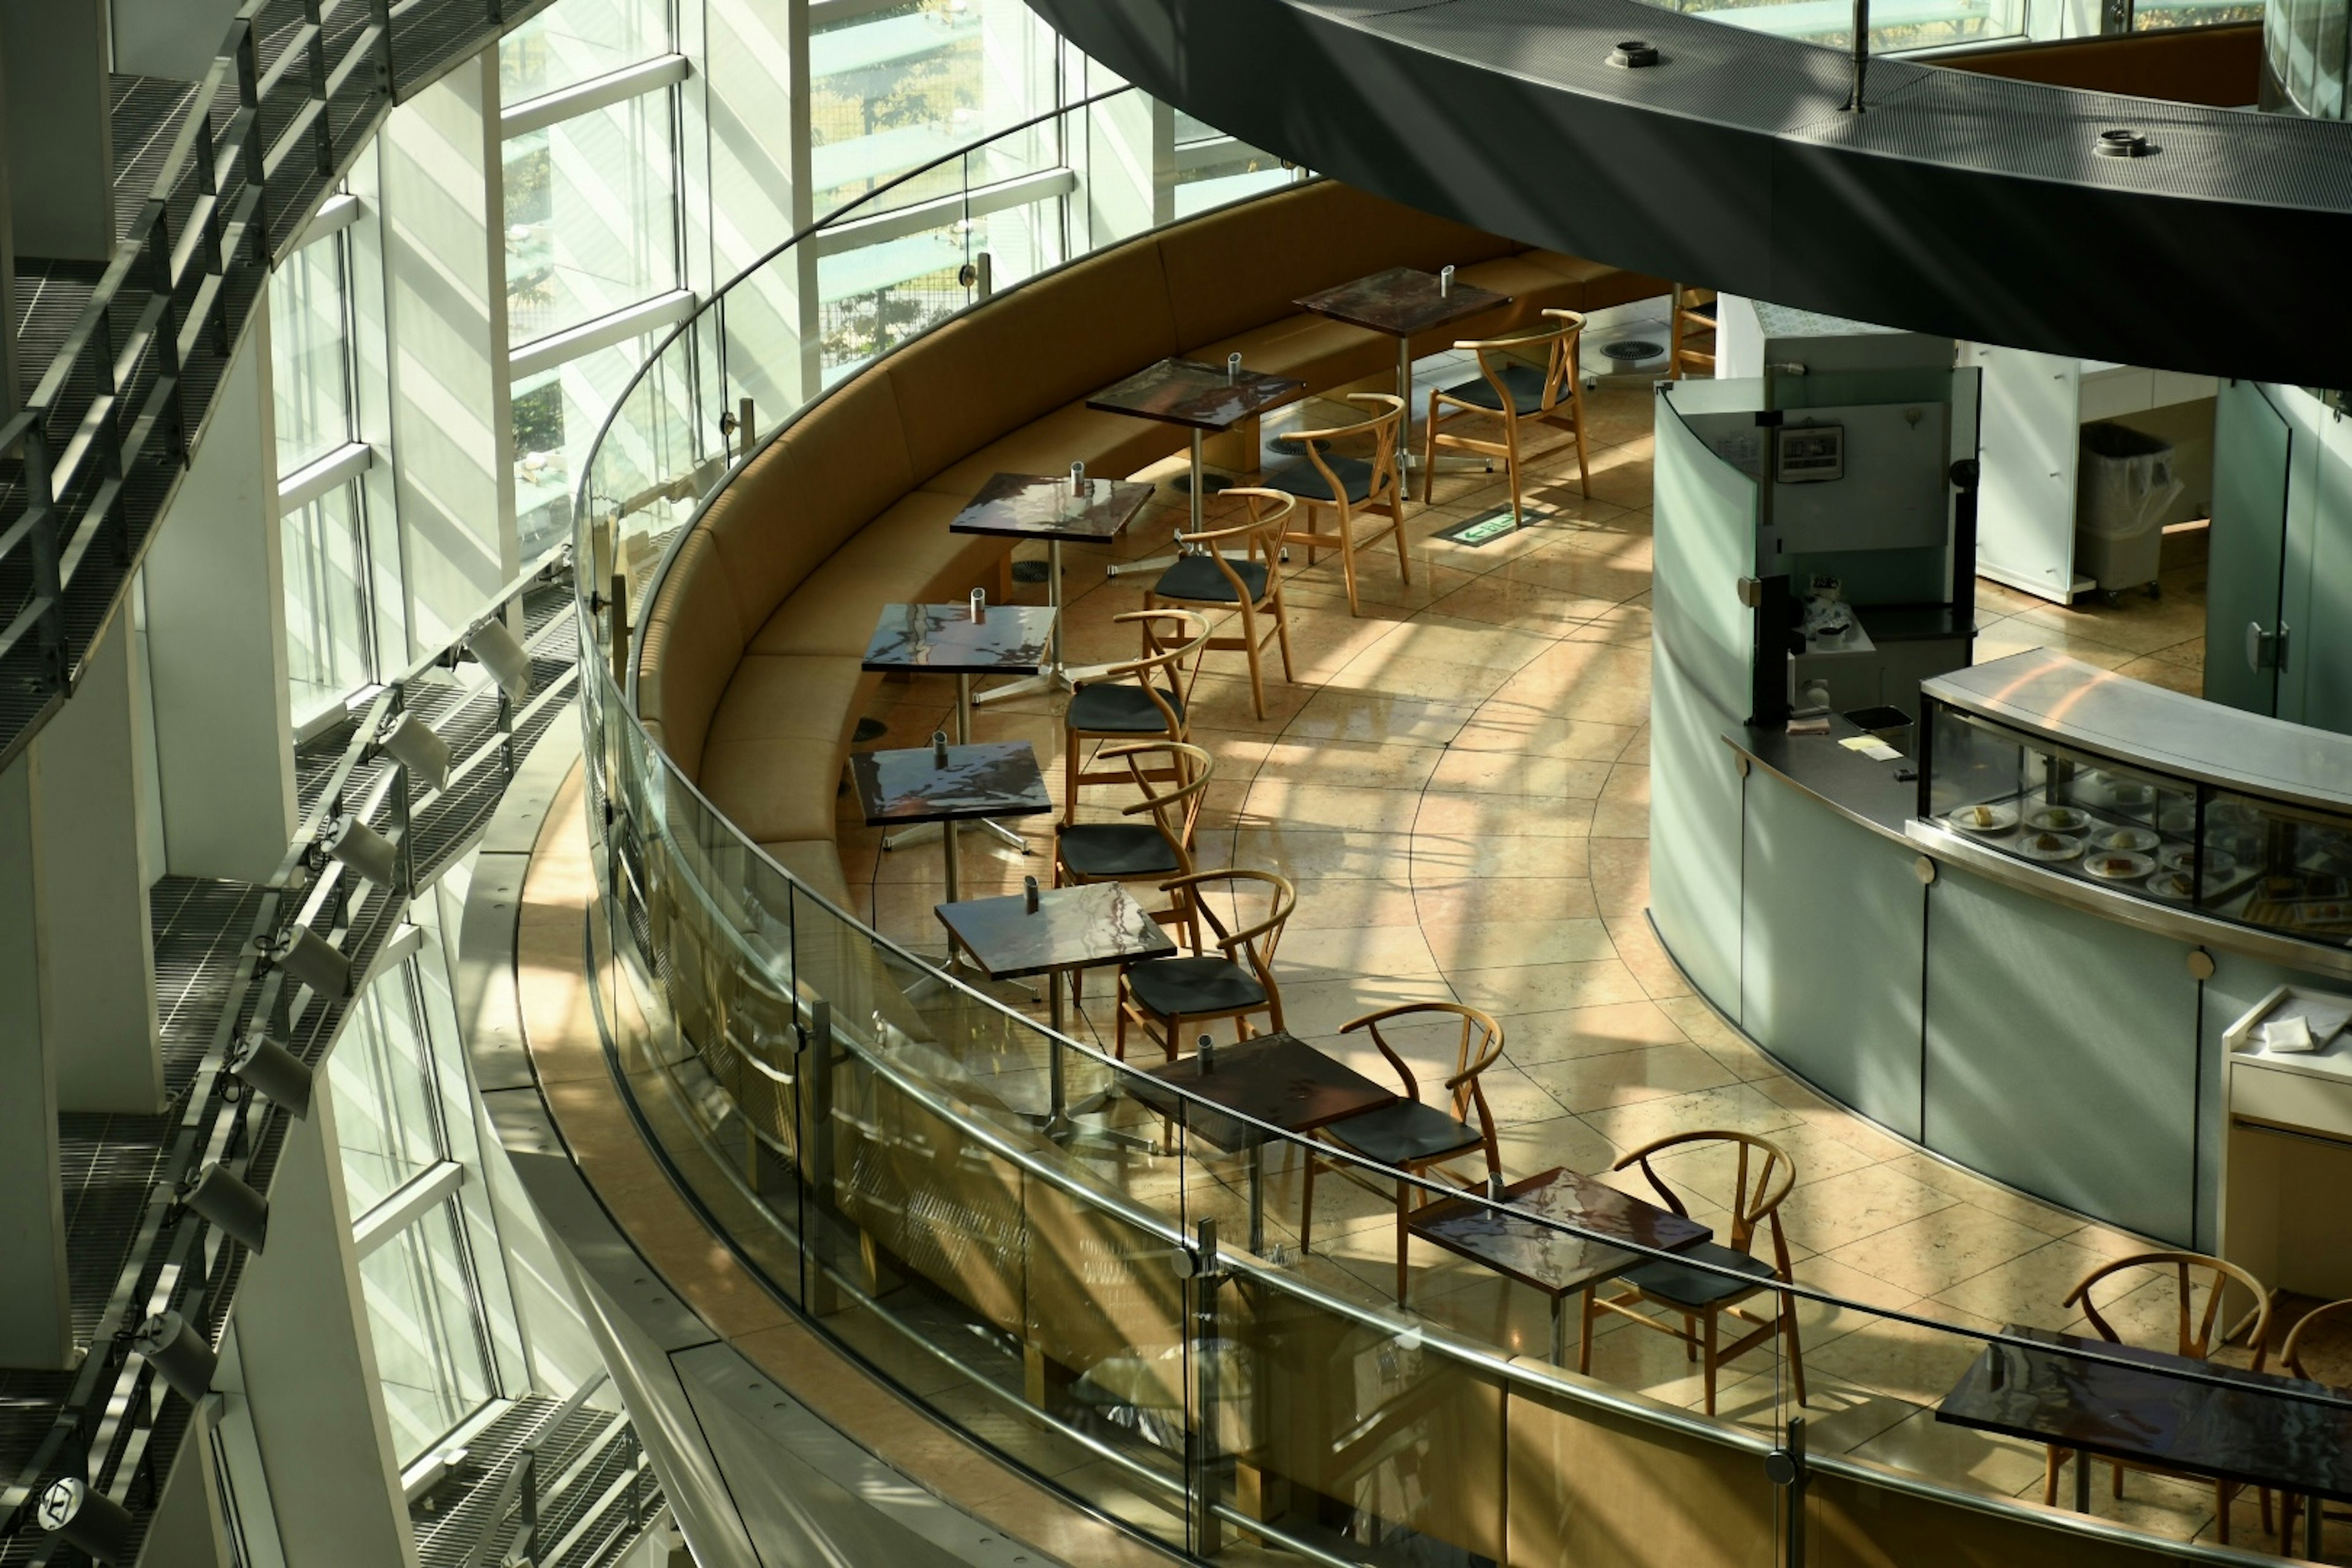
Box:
(1937, 1323), (2352, 1554)
(1130, 1031), (1396, 1254)
(1087, 358), (1306, 576)
(935, 880), (1177, 1139)
(1407, 1166), (1713, 1360)
(946, 473), (1153, 699)
(862, 601), (1055, 855)
(849, 739), (1050, 904)
(1296, 266), (1510, 475)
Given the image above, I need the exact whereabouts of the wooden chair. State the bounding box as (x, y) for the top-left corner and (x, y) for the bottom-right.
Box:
(1061, 609), (1208, 824)
(1115, 868), (1294, 1061)
(2038, 1251), (2273, 1544)
(1054, 741), (1213, 953)
(1423, 309), (1589, 528)
(1253, 394), (1407, 618)
(2278, 1298), (2352, 1554)
(1144, 489), (1297, 719)
(1297, 1002), (1505, 1304)
(1578, 1131), (1806, 1417)
(1670, 285), (1717, 379)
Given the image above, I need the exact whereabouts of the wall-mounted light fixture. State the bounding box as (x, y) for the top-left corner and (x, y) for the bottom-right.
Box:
(377, 710), (451, 791)
(321, 813), (399, 888)
(266, 924), (351, 1000)
(467, 619), (533, 704)
(37, 1477), (133, 1562)
(133, 1310), (217, 1404)
(228, 1030), (313, 1118)
(181, 1164), (269, 1253)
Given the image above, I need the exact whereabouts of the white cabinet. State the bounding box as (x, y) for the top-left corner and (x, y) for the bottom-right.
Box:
(2220, 986), (2352, 1306)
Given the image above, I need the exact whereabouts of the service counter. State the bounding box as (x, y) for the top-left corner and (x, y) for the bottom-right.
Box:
(1650, 379), (2352, 1273)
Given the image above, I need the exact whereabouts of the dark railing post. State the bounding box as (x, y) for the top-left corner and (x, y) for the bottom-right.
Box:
(144, 206), (190, 466)
(1187, 1217), (1222, 1558)
(371, 0), (396, 94)
(1844, 0), (1871, 110)
(21, 424), (69, 692)
(304, 0), (334, 175)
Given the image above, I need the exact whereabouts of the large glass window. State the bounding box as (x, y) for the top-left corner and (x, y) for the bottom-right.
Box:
(282, 483), (375, 729)
(503, 98), (682, 349)
(500, 0), (672, 101)
(512, 329), (691, 560)
(333, 961), (503, 1465)
(271, 235), (356, 473)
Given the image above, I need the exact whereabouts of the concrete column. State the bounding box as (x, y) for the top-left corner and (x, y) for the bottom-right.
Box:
(380, 52), (517, 661)
(706, 0), (806, 420)
(233, 1098), (419, 1568)
(0, 0), (113, 262)
(109, 0), (243, 80)
(137, 1408), (235, 1568)
(34, 614), (164, 1113)
(145, 309), (301, 883)
(0, 751), (71, 1370)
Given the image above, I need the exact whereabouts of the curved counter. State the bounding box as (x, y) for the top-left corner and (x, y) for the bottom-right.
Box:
(1648, 386), (2352, 1254)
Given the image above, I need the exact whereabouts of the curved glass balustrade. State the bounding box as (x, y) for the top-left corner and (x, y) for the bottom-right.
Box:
(567, 90), (2344, 1566)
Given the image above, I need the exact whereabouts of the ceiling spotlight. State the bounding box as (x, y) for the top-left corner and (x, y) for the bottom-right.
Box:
(181, 1164), (269, 1253)
(321, 813), (399, 887)
(228, 1030), (312, 1118)
(266, 924), (351, 1000)
(133, 1310), (216, 1404)
(377, 710), (451, 791)
(36, 1477), (133, 1562)
(467, 619), (533, 703)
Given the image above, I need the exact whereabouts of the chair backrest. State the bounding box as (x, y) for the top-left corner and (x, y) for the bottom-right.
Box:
(1615, 1130), (1797, 1266)
(1458, 309), (1583, 417)
(1175, 490), (1297, 606)
(1097, 741), (1214, 856)
(1275, 393), (1404, 515)
(2282, 1297), (2352, 1386)
(2062, 1251), (2273, 1366)
(1158, 868), (1295, 990)
(1341, 1001), (1506, 1158)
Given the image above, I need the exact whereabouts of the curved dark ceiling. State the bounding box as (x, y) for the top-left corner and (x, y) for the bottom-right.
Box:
(1035, 0), (2352, 384)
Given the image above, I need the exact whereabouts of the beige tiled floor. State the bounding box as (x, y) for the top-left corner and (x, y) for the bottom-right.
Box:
(834, 374), (2343, 1556)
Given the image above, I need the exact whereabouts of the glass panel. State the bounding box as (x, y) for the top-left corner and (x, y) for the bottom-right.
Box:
(330, 965), (444, 1215)
(815, 193), (1063, 380)
(514, 327), (698, 564)
(2202, 790), (2352, 935)
(359, 1200), (494, 1464)
(282, 481), (375, 726)
(2133, 0), (2264, 28)
(504, 92), (680, 349)
(270, 233), (353, 475)
(1654, 0), (2026, 51)
(499, 0), (673, 104)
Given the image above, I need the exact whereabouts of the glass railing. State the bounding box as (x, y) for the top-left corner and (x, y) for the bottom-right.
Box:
(569, 92), (2340, 1567)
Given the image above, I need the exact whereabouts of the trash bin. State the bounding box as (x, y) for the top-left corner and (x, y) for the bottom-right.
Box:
(2076, 421), (2183, 596)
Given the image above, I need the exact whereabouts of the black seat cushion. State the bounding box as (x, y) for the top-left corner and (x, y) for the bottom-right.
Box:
(1440, 361), (1554, 417)
(1687, 298), (1719, 322)
(1126, 956), (1264, 1019)
(1068, 682), (1185, 734)
(1058, 823), (1180, 880)
(1152, 552), (1268, 605)
(1617, 1240), (1777, 1308)
(1325, 1098), (1482, 1167)
(1263, 454), (1376, 507)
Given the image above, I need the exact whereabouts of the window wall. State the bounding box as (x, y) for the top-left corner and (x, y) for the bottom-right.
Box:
(330, 949), (520, 1464)
(270, 219), (378, 729)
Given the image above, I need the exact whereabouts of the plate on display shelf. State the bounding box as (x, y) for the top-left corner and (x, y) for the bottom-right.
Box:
(2158, 844), (2234, 880)
(2159, 805), (2200, 837)
(2026, 805), (2092, 834)
(2017, 831), (2085, 862)
(1948, 802), (2018, 835)
(2090, 826), (2161, 854)
(2084, 850), (2156, 883)
(2146, 871), (2196, 902)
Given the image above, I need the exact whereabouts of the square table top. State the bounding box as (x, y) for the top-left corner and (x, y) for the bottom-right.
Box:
(862, 602), (1057, 676)
(1407, 1167), (1715, 1300)
(1937, 1325), (2352, 1502)
(848, 740), (1052, 827)
(935, 880), (1177, 981)
(948, 472), (1156, 543)
(1087, 358), (1308, 432)
(1129, 1032), (1396, 1152)
(1296, 266), (1512, 339)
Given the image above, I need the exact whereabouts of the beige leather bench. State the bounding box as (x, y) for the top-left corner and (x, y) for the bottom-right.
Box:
(637, 178), (1665, 911)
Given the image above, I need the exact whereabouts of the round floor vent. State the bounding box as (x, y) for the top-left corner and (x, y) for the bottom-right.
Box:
(1601, 338), (1665, 363)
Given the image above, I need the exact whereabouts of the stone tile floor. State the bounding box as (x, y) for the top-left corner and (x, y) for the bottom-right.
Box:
(830, 369), (2345, 1557)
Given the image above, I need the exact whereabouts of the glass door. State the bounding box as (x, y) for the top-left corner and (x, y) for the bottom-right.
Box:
(2205, 379), (2291, 714)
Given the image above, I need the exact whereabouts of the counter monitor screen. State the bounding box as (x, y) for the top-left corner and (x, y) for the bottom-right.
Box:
(1777, 424), (1844, 483)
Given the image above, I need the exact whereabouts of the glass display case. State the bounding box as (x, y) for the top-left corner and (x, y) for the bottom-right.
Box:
(1920, 651), (2352, 946)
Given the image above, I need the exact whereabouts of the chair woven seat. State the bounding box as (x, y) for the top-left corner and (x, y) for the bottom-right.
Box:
(1439, 361), (1553, 417)
(1616, 1241), (1777, 1309)
(1152, 552), (1268, 605)
(1324, 1099), (1482, 1167)
(1262, 454), (1376, 506)
(1125, 956), (1265, 1019)
(1057, 823), (1182, 880)
(1068, 684), (1184, 733)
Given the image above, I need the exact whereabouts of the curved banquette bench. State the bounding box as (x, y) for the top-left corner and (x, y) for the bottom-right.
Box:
(636, 178), (1665, 903)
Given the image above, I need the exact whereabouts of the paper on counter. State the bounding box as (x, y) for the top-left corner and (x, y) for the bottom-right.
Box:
(2263, 1016), (2316, 1054)
(1838, 736), (1903, 762)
